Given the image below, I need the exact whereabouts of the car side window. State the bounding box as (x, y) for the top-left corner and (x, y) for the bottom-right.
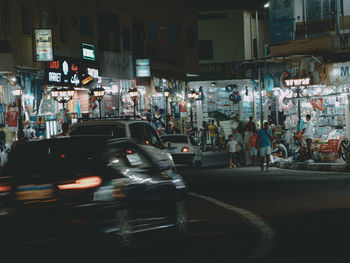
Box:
(144, 124), (162, 147)
(130, 123), (146, 144)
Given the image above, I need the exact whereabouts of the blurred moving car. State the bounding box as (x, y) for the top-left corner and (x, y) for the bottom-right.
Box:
(69, 118), (175, 171)
(161, 134), (202, 167)
(0, 136), (187, 247)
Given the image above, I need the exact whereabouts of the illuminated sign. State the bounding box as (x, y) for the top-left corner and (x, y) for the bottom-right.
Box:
(45, 57), (82, 87)
(136, 59), (151, 77)
(35, 29), (53, 61)
(82, 43), (95, 61)
(284, 77), (311, 87)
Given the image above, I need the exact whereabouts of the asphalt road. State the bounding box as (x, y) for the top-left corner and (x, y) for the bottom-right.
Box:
(5, 152), (350, 263)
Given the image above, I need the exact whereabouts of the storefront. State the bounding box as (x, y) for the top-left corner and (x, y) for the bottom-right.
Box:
(101, 51), (134, 117)
(43, 56), (100, 137)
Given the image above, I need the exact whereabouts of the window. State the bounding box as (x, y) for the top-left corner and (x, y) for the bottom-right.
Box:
(198, 40), (213, 60)
(1, 0), (9, 33)
(122, 28), (131, 51)
(21, 5), (31, 36)
(186, 27), (195, 49)
(169, 24), (176, 45)
(129, 123), (162, 147)
(161, 135), (188, 143)
(69, 124), (126, 137)
(80, 16), (93, 38)
(149, 20), (157, 42)
(60, 15), (68, 43)
(132, 19), (145, 57)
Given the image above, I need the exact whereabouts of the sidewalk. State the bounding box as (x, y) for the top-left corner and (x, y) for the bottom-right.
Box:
(275, 161), (350, 172)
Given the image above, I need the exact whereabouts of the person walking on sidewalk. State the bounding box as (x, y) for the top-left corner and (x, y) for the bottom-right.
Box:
(199, 121), (208, 152)
(248, 130), (258, 166)
(257, 122), (274, 172)
(233, 129), (244, 166)
(227, 134), (239, 168)
(208, 120), (218, 152)
(216, 120), (225, 151)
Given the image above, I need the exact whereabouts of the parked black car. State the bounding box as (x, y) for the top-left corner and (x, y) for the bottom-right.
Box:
(0, 136), (187, 247)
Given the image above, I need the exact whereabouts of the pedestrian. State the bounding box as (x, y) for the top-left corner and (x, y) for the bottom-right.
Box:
(208, 120), (218, 152)
(245, 116), (256, 132)
(233, 129), (244, 166)
(302, 114), (314, 156)
(198, 121), (208, 152)
(257, 122), (274, 172)
(226, 134), (239, 168)
(243, 126), (253, 165)
(216, 120), (225, 151)
(248, 130), (258, 166)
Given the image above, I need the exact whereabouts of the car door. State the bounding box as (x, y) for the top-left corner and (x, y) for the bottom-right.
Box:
(106, 141), (177, 228)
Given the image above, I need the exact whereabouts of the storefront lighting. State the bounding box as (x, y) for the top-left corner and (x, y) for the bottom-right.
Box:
(264, 1), (270, 8)
(164, 89), (170, 97)
(284, 77), (311, 87)
(12, 87), (23, 97)
(51, 87), (75, 109)
(93, 86), (105, 119)
(128, 87), (139, 99)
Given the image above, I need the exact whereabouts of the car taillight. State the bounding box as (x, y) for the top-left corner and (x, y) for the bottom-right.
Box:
(181, 147), (190, 153)
(0, 185), (11, 192)
(58, 176), (102, 190)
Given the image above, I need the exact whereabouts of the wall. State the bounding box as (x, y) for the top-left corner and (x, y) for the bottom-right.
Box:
(0, 0), (199, 76)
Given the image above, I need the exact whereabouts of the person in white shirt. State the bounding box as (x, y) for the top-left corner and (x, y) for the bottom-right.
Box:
(303, 114), (314, 152)
(226, 135), (239, 168)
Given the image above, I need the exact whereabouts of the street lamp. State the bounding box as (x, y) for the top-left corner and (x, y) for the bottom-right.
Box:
(128, 87), (139, 118)
(255, 1), (270, 127)
(12, 86), (24, 141)
(93, 86), (105, 119)
(51, 86), (75, 109)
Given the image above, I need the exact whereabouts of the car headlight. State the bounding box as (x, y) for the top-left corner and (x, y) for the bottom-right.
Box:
(172, 179), (186, 189)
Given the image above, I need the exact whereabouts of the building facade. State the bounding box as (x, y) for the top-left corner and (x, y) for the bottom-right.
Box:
(0, 0), (199, 140)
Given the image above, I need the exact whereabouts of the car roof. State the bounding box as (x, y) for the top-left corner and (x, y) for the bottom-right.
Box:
(161, 134), (189, 137)
(70, 119), (150, 127)
(13, 135), (134, 148)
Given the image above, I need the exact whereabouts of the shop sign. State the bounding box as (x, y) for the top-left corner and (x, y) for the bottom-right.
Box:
(103, 51), (133, 79)
(35, 29), (53, 61)
(295, 19), (335, 37)
(44, 57), (82, 87)
(136, 59), (151, 77)
(326, 62), (350, 85)
(179, 102), (187, 117)
(82, 43), (95, 61)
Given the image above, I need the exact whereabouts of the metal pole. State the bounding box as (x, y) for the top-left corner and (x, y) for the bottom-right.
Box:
(17, 95), (24, 141)
(98, 99), (102, 119)
(256, 8), (264, 127)
(190, 101), (193, 128)
(133, 99), (136, 119)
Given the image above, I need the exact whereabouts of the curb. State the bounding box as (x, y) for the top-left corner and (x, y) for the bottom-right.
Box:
(276, 161), (350, 172)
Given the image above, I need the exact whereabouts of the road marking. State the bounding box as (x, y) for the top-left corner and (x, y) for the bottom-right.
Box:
(189, 192), (274, 263)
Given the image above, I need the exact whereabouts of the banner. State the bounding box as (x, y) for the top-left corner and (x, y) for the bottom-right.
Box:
(102, 51), (133, 79)
(35, 29), (53, 61)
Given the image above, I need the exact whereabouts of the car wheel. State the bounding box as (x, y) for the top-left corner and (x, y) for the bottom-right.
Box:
(175, 201), (187, 235)
(115, 209), (133, 247)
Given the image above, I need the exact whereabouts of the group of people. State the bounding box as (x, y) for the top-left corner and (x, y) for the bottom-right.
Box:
(198, 120), (225, 152)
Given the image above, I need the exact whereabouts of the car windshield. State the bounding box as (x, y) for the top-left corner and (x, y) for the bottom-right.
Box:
(69, 124), (126, 137)
(4, 138), (107, 177)
(161, 136), (188, 143)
